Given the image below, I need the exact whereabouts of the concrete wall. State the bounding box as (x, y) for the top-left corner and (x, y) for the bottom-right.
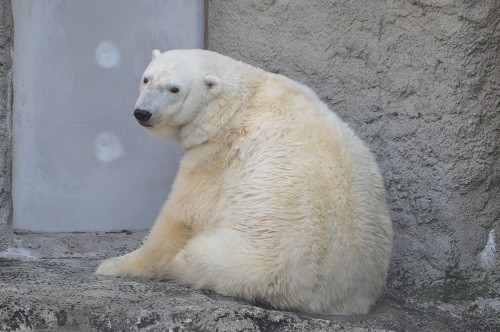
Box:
(207, 0), (499, 300)
(0, 0), (13, 251)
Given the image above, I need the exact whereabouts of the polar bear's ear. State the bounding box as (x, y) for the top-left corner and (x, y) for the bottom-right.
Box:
(203, 75), (222, 96)
(151, 49), (161, 60)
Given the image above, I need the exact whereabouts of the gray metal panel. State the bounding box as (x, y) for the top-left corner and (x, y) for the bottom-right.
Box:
(12, 0), (204, 231)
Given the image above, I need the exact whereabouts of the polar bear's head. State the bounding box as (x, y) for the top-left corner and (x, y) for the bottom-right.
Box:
(133, 49), (225, 142)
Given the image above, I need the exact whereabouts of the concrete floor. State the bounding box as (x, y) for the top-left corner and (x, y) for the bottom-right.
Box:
(0, 232), (498, 331)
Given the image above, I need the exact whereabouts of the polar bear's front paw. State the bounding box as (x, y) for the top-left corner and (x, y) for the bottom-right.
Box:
(96, 251), (151, 278)
(95, 256), (125, 276)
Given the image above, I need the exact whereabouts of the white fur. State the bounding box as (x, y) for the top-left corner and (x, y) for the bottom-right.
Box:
(96, 49), (393, 315)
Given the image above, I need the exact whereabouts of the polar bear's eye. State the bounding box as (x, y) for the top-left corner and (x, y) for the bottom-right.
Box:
(170, 87), (179, 93)
(143, 77), (148, 84)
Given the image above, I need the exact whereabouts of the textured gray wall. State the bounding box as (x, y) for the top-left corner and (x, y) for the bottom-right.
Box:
(207, 0), (499, 300)
(0, 0), (13, 251)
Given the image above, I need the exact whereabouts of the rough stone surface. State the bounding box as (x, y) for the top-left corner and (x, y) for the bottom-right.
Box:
(0, 0), (13, 251)
(207, 0), (500, 301)
(1, 233), (498, 331)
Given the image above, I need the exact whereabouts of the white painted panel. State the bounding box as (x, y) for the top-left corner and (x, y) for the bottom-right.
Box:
(12, 0), (204, 231)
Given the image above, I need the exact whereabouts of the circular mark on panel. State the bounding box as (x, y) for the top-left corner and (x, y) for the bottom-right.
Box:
(95, 41), (121, 69)
(95, 132), (124, 163)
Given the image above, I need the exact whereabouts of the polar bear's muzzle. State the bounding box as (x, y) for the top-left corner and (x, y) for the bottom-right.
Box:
(134, 109), (153, 127)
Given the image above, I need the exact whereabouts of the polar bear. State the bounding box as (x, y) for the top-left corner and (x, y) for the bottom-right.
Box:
(96, 49), (393, 315)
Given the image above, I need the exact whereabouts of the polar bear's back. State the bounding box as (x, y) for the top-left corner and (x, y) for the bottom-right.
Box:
(216, 73), (392, 314)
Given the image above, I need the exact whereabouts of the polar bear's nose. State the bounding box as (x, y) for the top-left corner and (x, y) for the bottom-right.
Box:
(134, 109), (152, 122)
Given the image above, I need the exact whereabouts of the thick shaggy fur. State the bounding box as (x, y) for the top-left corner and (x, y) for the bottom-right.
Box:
(96, 49), (393, 315)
